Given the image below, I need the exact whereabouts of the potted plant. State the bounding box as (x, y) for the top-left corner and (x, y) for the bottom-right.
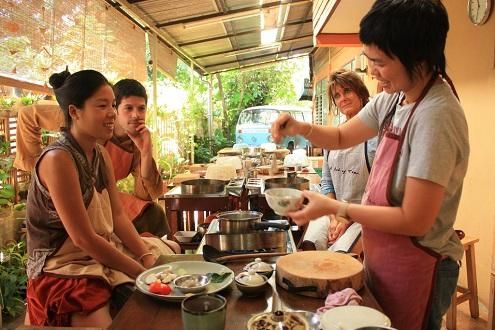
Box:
(0, 97), (15, 118)
(0, 155), (23, 246)
(0, 241), (28, 321)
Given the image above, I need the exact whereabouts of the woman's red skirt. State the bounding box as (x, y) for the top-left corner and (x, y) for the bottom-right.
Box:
(27, 274), (112, 326)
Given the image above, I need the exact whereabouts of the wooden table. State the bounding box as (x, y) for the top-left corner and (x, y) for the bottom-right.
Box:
(109, 260), (381, 330)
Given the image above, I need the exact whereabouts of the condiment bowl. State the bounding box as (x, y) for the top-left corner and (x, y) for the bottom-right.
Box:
(264, 188), (303, 216)
(234, 271), (268, 296)
(173, 274), (210, 294)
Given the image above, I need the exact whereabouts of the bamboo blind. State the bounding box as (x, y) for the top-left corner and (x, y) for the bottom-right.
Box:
(0, 0), (146, 85)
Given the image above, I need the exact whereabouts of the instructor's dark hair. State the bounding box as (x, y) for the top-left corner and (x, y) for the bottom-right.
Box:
(49, 69), (110, 127)
(359, 0), (449, 79)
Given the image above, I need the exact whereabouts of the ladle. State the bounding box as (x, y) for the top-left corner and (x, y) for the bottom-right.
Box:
(202, 245), (287, 264)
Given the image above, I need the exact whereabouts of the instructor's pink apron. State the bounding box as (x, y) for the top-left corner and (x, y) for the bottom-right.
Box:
(361, 76), (440, 330)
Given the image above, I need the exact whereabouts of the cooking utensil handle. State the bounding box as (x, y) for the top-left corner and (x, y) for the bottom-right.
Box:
(215, 252), (287, 263)
(282, 277), (317, 293)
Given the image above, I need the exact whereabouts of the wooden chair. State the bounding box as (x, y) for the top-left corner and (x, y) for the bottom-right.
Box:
(445, 236), (480, 330)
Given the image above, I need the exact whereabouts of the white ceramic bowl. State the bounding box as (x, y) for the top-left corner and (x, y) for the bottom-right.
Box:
(174, 231), (197, 243)
(234, 271), (268, 296)
(264, 188), (303, 216)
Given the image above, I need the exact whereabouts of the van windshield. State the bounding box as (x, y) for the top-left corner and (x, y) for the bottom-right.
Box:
(238, 109), (280, 125)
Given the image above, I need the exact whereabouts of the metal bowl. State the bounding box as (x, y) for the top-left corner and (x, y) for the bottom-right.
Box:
(264, 177), (310, 190)
(173, 274), (210, 294)
(180, 179), (226, 195)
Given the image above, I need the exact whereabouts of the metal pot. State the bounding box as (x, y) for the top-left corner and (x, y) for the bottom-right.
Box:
(180, 179), (226, 195)
(264, 177), (309, 190)
(216, 210), (289, 234)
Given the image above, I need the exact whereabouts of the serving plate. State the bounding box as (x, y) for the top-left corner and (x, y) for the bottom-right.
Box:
(136, 261), (233, 302)
(320, 306), (391, 330)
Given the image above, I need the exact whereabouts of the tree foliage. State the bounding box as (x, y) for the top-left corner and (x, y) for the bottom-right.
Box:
(164, 57), (309, 163)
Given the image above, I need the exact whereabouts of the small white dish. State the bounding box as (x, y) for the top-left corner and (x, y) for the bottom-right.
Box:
(173, 274), (210, 294)
(264, 188), (302, 216)
(320, 306), (391, 330)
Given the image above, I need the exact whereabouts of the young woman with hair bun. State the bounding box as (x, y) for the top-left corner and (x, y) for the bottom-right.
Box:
(25, 69), (175, 327)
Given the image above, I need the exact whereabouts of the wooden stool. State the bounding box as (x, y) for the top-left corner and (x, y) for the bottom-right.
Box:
(446, 236), (479, 330)
(488, 270), (495, 329)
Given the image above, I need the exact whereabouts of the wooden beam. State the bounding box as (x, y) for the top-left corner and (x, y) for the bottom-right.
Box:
(194, 34), (313, 59)
(204, 45), (313, 68)
(0, 74), (53, 95)
(315, 33), (361, 47)
(209, 53), (308, 75)
(178, 18), (312, 47)
(156, 0), (310, 28)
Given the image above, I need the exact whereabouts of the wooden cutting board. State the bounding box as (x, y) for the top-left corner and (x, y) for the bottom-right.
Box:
(276, 251), (364, 298)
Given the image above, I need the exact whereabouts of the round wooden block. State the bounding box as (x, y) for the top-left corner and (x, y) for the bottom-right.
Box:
(276, 251), (364, 298)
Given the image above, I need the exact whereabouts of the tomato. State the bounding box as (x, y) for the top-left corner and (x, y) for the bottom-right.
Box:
(148, 281), (172, 295)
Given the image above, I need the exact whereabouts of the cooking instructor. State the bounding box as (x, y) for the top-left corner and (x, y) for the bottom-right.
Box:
(271, 1), (469, 329)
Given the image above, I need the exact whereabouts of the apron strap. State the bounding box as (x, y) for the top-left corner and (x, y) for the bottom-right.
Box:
(364, 140), (371, 173)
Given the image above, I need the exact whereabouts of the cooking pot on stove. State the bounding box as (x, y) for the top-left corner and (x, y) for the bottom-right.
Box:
(264, 176), (309, 191)
(180, 178), (226, 195)
(216, 210), (289, 234)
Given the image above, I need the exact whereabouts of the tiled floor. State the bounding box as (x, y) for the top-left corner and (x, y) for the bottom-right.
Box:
(3, 302), (490, 329)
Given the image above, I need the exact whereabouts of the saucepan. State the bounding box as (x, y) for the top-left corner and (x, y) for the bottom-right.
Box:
(216, 210), (290, 234)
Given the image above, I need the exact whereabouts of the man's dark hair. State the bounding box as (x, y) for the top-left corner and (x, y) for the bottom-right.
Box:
(113, 79), (148, 108)
(360, 0), (449, 79)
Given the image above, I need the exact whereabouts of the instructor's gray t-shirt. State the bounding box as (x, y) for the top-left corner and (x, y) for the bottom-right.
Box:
(358, 81), (469, 260)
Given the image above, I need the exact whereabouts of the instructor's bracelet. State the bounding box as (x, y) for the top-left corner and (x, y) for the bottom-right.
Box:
(138, 252), (153, 261)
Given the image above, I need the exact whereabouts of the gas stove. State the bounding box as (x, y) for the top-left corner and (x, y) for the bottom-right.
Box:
(197, 218), (297, 254)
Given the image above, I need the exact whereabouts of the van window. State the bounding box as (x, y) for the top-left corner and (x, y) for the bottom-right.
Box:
(238, 109), (279, 125)
(294, 111), (304, 122)
(235, 106), (312, 148)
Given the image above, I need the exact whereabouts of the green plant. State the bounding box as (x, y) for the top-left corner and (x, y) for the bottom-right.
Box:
(0, 135), (10, 156)
(40, 129), (59, 147)
(159, 153), (188, 181)
(0, 241), (28, 319)
(0, 97), (15, 110)
(19, 95), (42, 106)
(194, 129), (233, 164)
(116, 174), (134, 194)
(0, 157), (14, 207)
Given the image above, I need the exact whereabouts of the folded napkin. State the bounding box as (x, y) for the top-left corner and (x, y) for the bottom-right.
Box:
(316, 288), (363, 315)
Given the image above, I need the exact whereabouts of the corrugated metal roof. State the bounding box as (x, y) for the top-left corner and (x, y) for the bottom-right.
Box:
(113, 0), (313, 75)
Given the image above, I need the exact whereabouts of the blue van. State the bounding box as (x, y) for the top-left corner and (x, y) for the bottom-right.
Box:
(235, 105), (312, 150)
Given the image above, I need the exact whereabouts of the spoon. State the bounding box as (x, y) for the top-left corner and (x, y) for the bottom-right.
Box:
(202, 245), (287, 264)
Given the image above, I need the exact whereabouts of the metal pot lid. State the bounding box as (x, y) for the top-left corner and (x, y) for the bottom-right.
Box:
(181, 178), (227, 186)
(244, 257), (273, 272)
(216, 210), (263, 221)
